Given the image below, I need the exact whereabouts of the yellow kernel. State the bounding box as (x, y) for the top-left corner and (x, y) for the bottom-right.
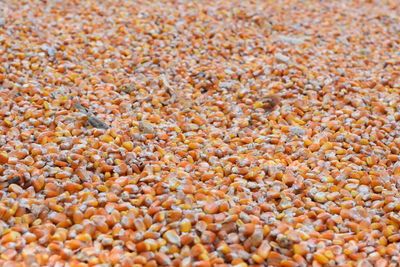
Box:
(293, 244), (307, 256)
(293, 117), (306, 125)
(343, 249), (352, 255)
(321, 142), (333, 150)
(3, 119), (12, 127)
(133, 146), (142, 153)
(122, 141), (133, 151)
(43, 101), (50, 110)
(360, 139), (368, 145)
(102, 135), (114, 143)
(76, 233), (92, 242)
(373, 186), (383, 193)
(336, 148), (346, 155)
(299, 231), (310, 241)
(50, 204), (64, 213)
(263, 225), (271, 236)
(32, 219), (42, 226)
(314, 253), (329, 264)
(324, 250), (334, 259)
(180, 219), (191, 233)
(217, 243), (230, 254)
(304, 139), (312, 146)
(253, 101), (263, 109)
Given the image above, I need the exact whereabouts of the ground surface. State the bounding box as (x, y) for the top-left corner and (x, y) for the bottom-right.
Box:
(0, 0), (400, 266)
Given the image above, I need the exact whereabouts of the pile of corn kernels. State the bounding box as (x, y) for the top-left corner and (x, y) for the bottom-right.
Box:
(0, 0), (400, 266)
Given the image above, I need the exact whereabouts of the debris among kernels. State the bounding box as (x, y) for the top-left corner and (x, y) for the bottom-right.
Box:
(139, 121), (155, 134)
(7, 177), (20, 185)
(119, 83), (136, 94)
(161, 74), (177, 103)
(261, 95), (281, 112)
(74, 100), (109, 129)
(87, 115), (109, 130)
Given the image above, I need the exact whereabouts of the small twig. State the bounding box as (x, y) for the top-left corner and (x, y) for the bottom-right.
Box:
(74, 101), (89, 113)
(8, 176), (20, 185)
(87, 115), (109, 130)
(118, 83), (136, 94)
(160, 74), (177, 103)
(73, 100), (109, 130)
